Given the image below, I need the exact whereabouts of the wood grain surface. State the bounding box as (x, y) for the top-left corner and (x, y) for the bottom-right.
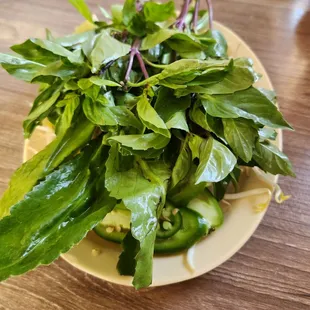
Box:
(0, 0), (309, 309)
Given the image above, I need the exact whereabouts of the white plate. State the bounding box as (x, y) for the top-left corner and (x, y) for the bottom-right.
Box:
(24, 21), (281, 287)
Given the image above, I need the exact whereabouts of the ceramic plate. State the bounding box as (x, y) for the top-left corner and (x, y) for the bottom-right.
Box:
(24, 21), (281, 287)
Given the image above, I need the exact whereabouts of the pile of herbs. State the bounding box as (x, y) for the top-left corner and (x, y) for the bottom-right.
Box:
(0, 0), (294, 289)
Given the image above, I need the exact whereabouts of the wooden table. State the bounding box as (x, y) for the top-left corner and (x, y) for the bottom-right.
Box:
(0, 0), (309, 309)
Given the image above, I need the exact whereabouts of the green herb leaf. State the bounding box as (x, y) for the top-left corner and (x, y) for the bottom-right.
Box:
(0, 150), (116, 282)
(0, 139), (59, 220)
(109, 133), (170, 150)
(23, 81), (63, 138)
(11, 39), (61, 65)
(195, 137), (237, 183)
(122, 0), (136, 26)
(0, 53), (44, 82)
(69, 0), (93, 22)
(171, 137), (191, 188)
(143, 1), (175, 22)
(55, 95), (80, 136)
(90, 31), (131, 73)
(200, 87), (293, 129)
(44, 114), (95, 173)
(223, 118), (258, 162)
(155, 87), (191, 122)
(137, 93), (170, 138)
(253, 141), (295, 177)
(105, 146), (164, 289)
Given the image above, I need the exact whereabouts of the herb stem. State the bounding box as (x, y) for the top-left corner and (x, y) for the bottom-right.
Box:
(125, 38), (149, 82)
(192, 0), (199, 31)
(176, 0), (192, 30)
(136, 52), (149, 79)
(206, 0), (213, 30)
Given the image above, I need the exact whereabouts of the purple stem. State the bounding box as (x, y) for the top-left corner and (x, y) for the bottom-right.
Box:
(124, 38), (149, 82)
(206, 0), (213, 31)
(176, 0), (192, 30)
(136, 0), (143, 12)
(136, 52), (149, 79)
(192, 0), (199, 31)
(125, 48), (136, 81)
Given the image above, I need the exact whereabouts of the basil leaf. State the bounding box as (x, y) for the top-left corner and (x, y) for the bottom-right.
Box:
(223, 118), (258, 162)
(111, 4), (124, 24)
(189, 134), (204, 160)
(166, 111), (189, 132)
(18, 38), (83, 64)
(201, 30), (228, 58)
(55, 95), (80, 136)
(200, 87), (293, 129)
(109, 133), (170, 150)
(23, 81), (63, 138)
(90, 31), (131, 73)
(171, 137), (191, 188)
(253, 141), (295, 177)
(69, 0), (93, 23)
(137, 93), (170, 138)
(143, 1), (175, 22)
(141, 28), (176, 50)
(83, 97), (142, 129)
(195, 137), (237, 183)
(54, 31), (94, 47)
(0, 139), (59, 220)
(122, 0), (136, 26)
(11, 40), (61, 65)
(33, 60), (89, 81)
(194, 65), (258, 95)
(154, 87), (191, 122)
(189, 102), (224, 138)
(0, 53), (44, 82)
(168, 165), (206, 207)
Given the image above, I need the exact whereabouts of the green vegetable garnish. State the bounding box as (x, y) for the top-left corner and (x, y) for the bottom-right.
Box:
(0, 0), (294, 290)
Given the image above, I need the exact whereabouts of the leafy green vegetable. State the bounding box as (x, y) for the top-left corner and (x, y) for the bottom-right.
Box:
(109, 133), (170, 150)
(90, 31), (131, 73)
(200, 87), (292, 129)
(69, 0), (93, 22)
(195, 137), (237, 183)
(223, 118), (258, 162)
(143, 1), (175, 22)
(0, 53), (44, 82)
(253, 141), (295, 177)
(137, 92), (170, 138)
(0, 139), (59, 220)
(0, 0), (295, 291)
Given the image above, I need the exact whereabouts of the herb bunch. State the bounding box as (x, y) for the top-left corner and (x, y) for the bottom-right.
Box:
(0, 0), (294, 289)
